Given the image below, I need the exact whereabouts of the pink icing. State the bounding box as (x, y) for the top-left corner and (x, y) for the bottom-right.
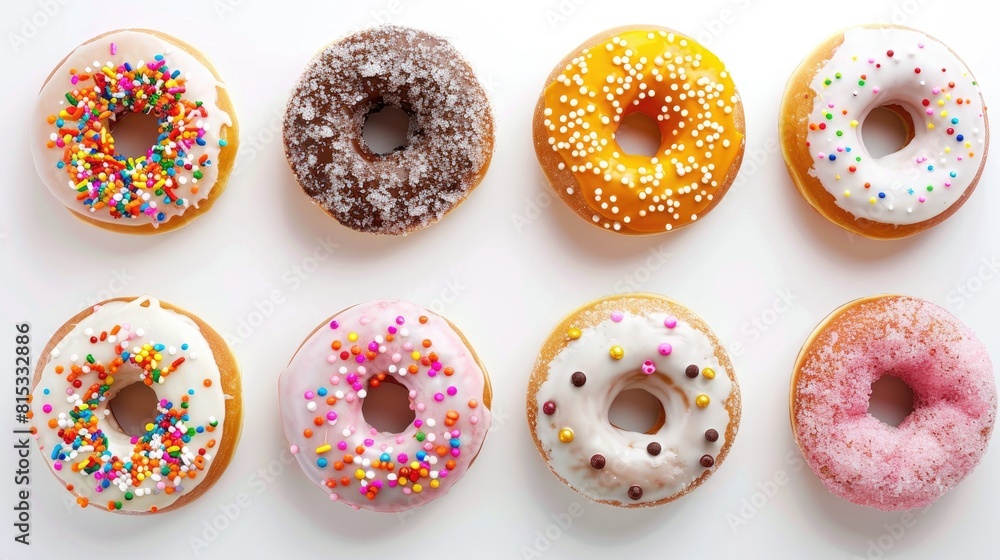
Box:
(794, 296), (996, 511)
(278, 300), (491, 512)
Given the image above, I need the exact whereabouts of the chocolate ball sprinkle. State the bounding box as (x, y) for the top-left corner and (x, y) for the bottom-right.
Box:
(646, 442), (661, 456)
(571, 371), (587, 387)
(590, 454), (606, 469)
(705, 429), (719, 442)
(628, 485), (643, 500)
(700, 454), (715, 468)
(685, 364), (700, 378)
(542, 401), (556, 415)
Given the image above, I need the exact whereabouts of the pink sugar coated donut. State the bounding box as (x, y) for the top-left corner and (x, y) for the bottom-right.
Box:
(792, 295), (996, 511)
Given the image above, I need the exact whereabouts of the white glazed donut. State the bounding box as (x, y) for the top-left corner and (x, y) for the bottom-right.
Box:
(527, 293), (741, 507)
(780, 25), (988, 239)
(279, 300), (492, 512)
(30, 296), (242, 514)
(30, 29), (238, 234)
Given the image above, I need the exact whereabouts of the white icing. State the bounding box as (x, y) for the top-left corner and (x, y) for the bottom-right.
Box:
(31, 296), (228, 513)
(805, 27), (986, 225)
(30, 30), (233, 227)
(279, 300), (491, 512)
(533, 311), (734, 505)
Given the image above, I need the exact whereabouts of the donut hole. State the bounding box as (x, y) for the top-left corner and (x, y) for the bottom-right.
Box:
(362, 105), (411, 155)
(608, 389), (665, 434)
(861, 105), (915, 159)
(108, 112), (162, 160)
(868, 374), (915, 427)
(614, 112), (662, 157)
(108, 382), (159, 437)
(361, 377), (415, 433)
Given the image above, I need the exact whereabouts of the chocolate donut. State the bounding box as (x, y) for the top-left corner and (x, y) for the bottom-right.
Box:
(283, 26), (495, 235)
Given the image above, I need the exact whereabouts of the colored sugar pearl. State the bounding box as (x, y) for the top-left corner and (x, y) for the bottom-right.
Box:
(558, 428), (574, 443)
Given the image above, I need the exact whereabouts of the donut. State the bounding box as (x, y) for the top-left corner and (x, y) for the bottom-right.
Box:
(779, 25), (989, 239)
(30, 29), (239, 234)
(791, 295), (996, 510)
(279, 300), (492, 511)
(527, 293), (741, 507)
(29, 296), (242, 513)
(283, 26), (495, 236)
(532, 26), (746, 235)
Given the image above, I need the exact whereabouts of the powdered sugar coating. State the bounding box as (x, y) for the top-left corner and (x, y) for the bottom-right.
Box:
(283, 26), (494, 235)
(793, 296), (996, 511)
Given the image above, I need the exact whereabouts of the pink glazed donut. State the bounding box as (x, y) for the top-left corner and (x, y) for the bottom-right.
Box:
(279, 300), (492, 512)
(791, 295), (996, 510)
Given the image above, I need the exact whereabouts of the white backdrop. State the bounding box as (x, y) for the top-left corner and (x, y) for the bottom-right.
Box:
(2, 0), (997, 558)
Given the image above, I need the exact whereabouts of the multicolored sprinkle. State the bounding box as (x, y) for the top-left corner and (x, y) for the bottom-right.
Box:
(802, 27), (986, 225)
(44, 43), (214, 223)
(34, 319), (216, 512)
(280, 301), (491, 511)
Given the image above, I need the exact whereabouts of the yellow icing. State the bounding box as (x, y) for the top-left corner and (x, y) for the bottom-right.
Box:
(542, 29), (743, 233)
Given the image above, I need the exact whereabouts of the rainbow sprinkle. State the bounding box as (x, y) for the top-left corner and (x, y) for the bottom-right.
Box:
(296, 313), (479, 504)
(44, 45), (213, 223)
(35, 323), (215, 512)
(805, 34), (982, 214)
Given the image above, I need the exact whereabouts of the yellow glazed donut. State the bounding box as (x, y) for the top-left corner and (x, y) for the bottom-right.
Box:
(533, 26), (746, 234)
